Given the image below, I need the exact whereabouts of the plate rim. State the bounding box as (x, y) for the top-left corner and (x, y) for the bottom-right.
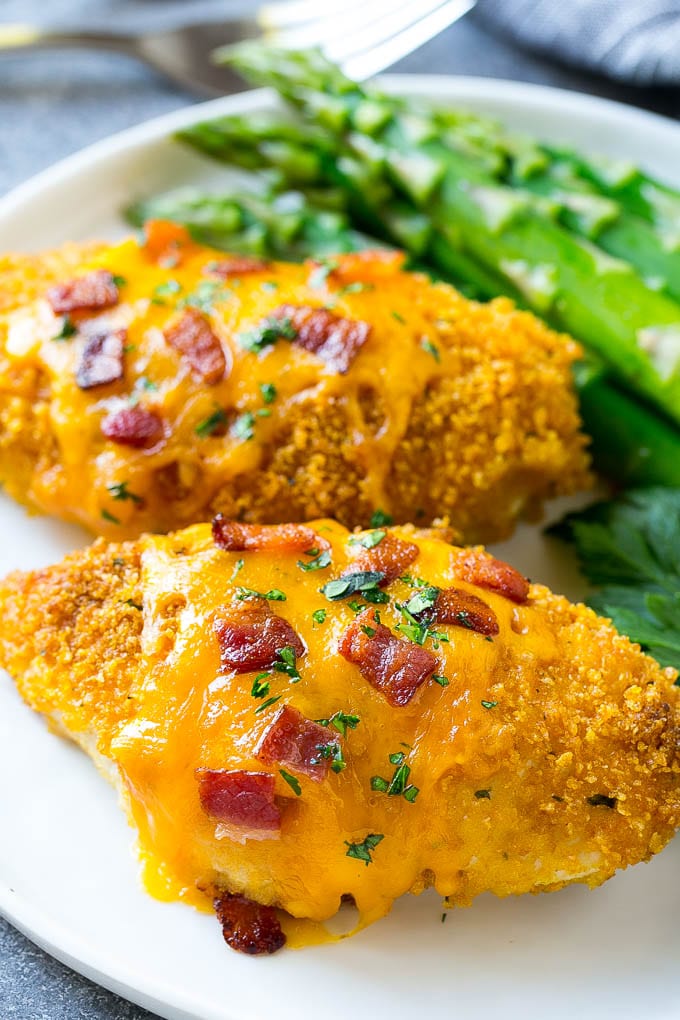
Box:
(2, 71), (680, 1020)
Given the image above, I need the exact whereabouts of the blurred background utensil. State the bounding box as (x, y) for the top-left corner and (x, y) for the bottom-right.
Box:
(0, 0), (476, 95)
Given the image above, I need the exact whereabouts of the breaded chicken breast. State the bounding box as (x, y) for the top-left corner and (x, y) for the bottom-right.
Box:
(1, 519), (677, 954)
(0, 223), (590, 542)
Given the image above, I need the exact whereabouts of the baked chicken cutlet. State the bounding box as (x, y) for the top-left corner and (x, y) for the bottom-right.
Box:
(1, 519), (678, 954)
(0, 222), (590, 542)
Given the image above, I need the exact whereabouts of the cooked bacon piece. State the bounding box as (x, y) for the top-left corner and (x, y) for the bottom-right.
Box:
(143, 219), (190, 267)
(270, 304), (370, 374)
(100, 406), (164, 449)
(206, 256), (269, 278)
(214, 604), (305, 673)
(164, 309), (228, 384)
(214, 892), (286, 955)
(432, 587), (499, 636)
(256, 705), (337, 780)
(197, 769), (281, 832)
(339, 609), (437, 707)
(212, 516), (324, 554)
(455, 550), (530, 604)
(47, 270), (119, 315)
(75, 329), (125, 390)
(329, 249), (406, 284)
(349, 532), (418, 585)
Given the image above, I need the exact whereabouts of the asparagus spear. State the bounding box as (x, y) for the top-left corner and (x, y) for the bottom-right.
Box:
(217, 45), (680, 427)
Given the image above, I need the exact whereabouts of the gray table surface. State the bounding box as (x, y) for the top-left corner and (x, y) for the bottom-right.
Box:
(1, 3), (679, 1018)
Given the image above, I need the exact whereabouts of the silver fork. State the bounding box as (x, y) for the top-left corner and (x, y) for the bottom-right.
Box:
(0, 0), (476, 96)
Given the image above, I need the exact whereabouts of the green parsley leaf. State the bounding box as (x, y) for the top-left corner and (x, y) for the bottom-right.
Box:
(261, 280), (279, 293)
(273, 645), (301, 682)
(432, 674), (450, 687)
(308, 259), (338, 288)
(52, 316), (77, 342)
(404, 586), (440, 617)
(251, 673), (271, 699)
(551, 487), (680, 670)
(236, 586), (287, 602)
(316, 711), (360, 737)
(178, 279), (227, 313)
(345, 833), (384, 866)
(238, 315), (297, 353)
(280, 769), (302, 796)
(111, 274), (127, 288)
(297, 550), (332, 572)
(481, 700), (497, 709)
(395, 600), (449, 648)
(349, 529), (386, 549)
(230, 558), (244, 582)
(361, 624), (376, 637)
(259, 382), (277, 404)
(338, 281), (373, 296)
(421, 338), (441, 362)
(389, 752), (405, 766)
(321, 571), (386, 601)
(474, 789), (491, 800)
(370, 776), (389, 793)
(372, 752), (419, 802)
(195, 408), (227, 438)
(370, 509), (393, 528)
(151, 279), (181, 305)
(254, 694), (282, 714)
(311, 741), (346, 773)
(391, 310), (406, 323)
(232, 411), (255, 442)
(312, 608), (327, 624)
(107, 481), (143, 505)
(347, 599), (366, 614)
(101, 508), (120, 525)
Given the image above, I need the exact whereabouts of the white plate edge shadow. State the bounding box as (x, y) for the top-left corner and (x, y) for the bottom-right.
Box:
(2, 74), (680, 1020)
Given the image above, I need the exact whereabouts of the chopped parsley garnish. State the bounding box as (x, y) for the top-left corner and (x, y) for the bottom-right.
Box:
(338, 281), (373, 296)
(587, 793), (617, 808)
(238, 315), (297, 353)
(259, 382), (277, 404)
(421, 338), (441, 362)
(371, 751), (419, 802)
(312, 608), (327, 624)
(395, 600), (449, 649)
(348, 529), (386, 549)
(52, 316), (77, 342)
(311, 741), (346, 773)
(391, 310), (405, 323)
(230, 558), (245, 582)
(481, 699), (497, 709)
(111, 274), (127, 288)
(316, 711), (360, 737)
(251, 673), (271, 699)
(551, 487), (680, 671)
(254, 694), (282, 714)
(178, 279), (228, 313)
(474, 789), (491, 800)
(101, 508), (120, 525)
(280, 769), (302, 796)
(432, 674), (450, 687)
(151, 278), (181, 304)
(344, 833), (384, 866)
(308, 259), (338, 289)
(232, 411), (256, 442)
(195, 408), (228, 438)
(404, 586), (440, 617)
(400, 574), (429, 588)
(261, 280), (279, 292)
(321, 571), (388, 603)
(236, 586), (287, 602)
(370, 509), (393, 528)
(347, 599), (366, 614)
(361, 624), (377, 637)
(298, 550), (332, 572)
(135, 376), (158, 393)
(107, 481), (143, 504)
(273, 645), (301, 682)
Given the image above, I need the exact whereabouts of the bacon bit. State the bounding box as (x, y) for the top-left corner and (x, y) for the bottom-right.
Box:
(330, 249), (406, 283)
(455, 550), (530, 604)
(350, 532), (418, 585)
(212, 516), (325, 554)
(47, 270), (119, 315)
(197, 769), (281, 832)
(164, 308), (228, 384)
(75, 329), (126, 390)
(339, 609), (437, 707)
(214, 892), (286, 955)
(432, 587), (499, 636)
(142, 219), (191, 267)
(271, 304), (370, 374)
(101, 406), (164, 448)
(214, 604), (305, 673)
(256, 705), (337, 780)
(206, 256), (270, 278)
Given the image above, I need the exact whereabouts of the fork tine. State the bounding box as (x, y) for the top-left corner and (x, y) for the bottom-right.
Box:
(259, 0), (368, 30)
(328, 0), (475, 77)
(273, 0), (423, 53)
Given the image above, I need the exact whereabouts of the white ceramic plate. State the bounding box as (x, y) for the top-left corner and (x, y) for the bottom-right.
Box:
(2, 77), (680, 1020)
